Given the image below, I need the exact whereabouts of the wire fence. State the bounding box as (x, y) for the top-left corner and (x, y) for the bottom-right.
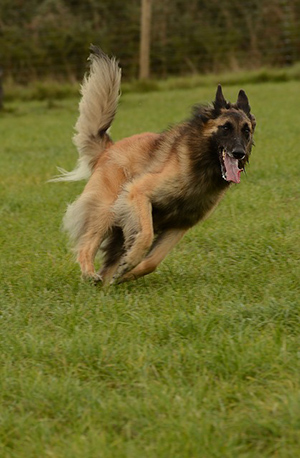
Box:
(1, 0), (300, 84)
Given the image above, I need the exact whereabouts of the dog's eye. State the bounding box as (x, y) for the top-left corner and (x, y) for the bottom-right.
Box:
(243, 124), (251, 136)
(221, 122), (232, 132)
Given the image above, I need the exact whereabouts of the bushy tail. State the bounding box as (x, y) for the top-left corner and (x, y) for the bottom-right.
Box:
(51, 45), (121, 182)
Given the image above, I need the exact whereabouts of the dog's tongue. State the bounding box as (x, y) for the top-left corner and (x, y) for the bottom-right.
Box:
(224, 154), (241, 183)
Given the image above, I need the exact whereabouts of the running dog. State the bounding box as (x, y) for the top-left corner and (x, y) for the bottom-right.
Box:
(53, 46), (256, 285)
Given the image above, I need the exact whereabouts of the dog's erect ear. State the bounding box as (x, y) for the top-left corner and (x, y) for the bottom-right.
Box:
(236, 89), (251, 116)
(214, 84), (227, 111)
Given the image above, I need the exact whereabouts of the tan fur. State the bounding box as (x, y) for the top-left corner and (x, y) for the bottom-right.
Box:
(66, 128), (226, 285)
(54, 47), (256, 285)
(120, 229), (187, 282)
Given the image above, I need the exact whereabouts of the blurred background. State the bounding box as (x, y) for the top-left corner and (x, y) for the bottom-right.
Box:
(1, 0), (300, 85)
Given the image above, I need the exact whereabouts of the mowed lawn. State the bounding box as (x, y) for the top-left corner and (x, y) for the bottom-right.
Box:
(0, 81), (299, 457)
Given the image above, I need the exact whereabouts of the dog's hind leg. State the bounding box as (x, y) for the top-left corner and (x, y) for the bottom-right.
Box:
(64, 190), (115, 280)
(75, 201), (115, 280)
(119, 228), (187, 282)
(65, 164), (125, 281)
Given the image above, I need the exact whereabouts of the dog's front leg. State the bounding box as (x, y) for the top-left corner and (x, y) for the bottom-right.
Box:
(111, 187), (154, 283)
(120, 228), (187, 282)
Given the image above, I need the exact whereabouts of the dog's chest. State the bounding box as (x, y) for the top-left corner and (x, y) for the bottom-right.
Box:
(152, 189), (222, 230)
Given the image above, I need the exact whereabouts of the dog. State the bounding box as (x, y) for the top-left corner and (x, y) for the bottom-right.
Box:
(52, 46), (256, 285)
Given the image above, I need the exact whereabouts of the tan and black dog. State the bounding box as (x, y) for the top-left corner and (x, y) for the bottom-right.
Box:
(53, 46), (256, 285)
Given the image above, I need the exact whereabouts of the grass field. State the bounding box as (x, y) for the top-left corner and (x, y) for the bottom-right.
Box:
(0, 81), (299, 457)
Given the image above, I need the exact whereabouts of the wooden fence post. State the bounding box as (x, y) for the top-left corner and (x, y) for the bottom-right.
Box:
(0, 68), (3, 110)
(139, 0), (152, 79)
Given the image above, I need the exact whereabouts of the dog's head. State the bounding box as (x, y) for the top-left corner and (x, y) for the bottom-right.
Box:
(194, 85), (256, 183)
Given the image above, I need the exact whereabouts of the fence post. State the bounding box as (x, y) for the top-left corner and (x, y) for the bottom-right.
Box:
(0, 68), (3, 110)
(139, 0), (152, 79)
(281, 0), (293, 65)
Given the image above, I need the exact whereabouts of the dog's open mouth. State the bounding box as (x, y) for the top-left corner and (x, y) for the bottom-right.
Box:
(220, 150), (243, 184)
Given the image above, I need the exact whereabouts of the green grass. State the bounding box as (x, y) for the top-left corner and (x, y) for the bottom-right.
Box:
(0, 81), (299, 457)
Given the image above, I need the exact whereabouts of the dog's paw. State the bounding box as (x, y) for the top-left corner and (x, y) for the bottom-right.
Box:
(81, 272), (103, 285)
(110, 260), (133, 284)
(92, 273), (103, 285)
(110, 272), (124, 285)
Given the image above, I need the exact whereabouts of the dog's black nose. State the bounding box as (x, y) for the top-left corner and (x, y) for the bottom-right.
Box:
(232, 150), (245, 160)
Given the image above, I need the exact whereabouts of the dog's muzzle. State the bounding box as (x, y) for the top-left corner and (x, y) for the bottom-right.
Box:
(220, 149), (244, 184)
